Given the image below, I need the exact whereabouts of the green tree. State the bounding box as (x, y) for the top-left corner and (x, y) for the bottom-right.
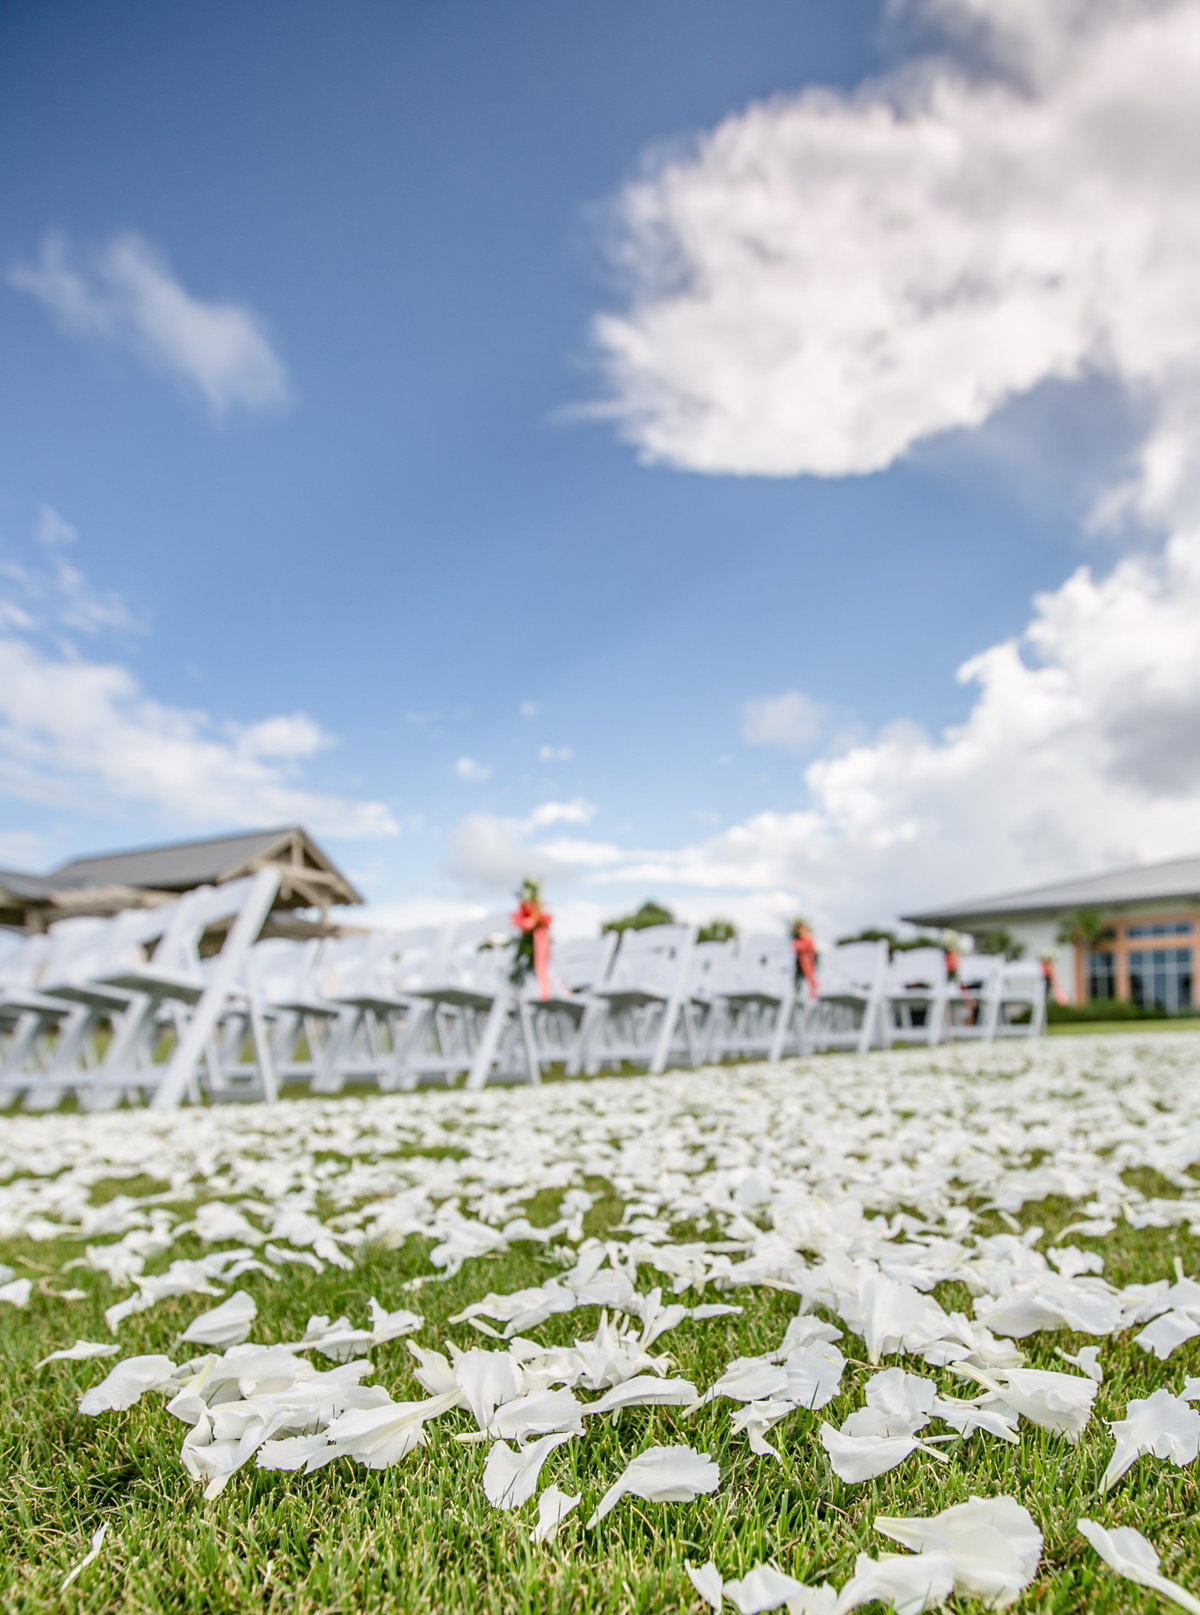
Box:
(602, 900), (676, 934)
(975, 929), (1026, 961)
(697, 918), (738, 943)
(1056, 909), (1115, 1003)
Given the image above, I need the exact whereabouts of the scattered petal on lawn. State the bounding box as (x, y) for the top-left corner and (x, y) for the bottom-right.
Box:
(1101, 1389), (1200, 1491)
(587, 1445), (720, 1526)
(483, 1432), (575, 1509)
(1057, 1345), (1103, 1382)
(60, 1522), (109, 1591)
(532, 1484), (581, 1543)
(952, 1366), (1096, 1443)
(583, 1375), (698, 1415)
(821, 1423), (929, 1484)
(686, 1561), (724, 1610)
(834, 1550), (956, 1615)
(36, 1340), (121, 1368)
(367, 1298), (423, 1342)
(180, 1291), (257, 1349)
(1134, 1311), (1200, 1362)
(488, 1386), (585, 1441)
(320, 1391), (460, 1470)
(875, 1496), (1042, 1608)
(842, 1369), (936, 1438)
(723, 1562), (817, 1614)
(79, 1355), (179, 1415)
(1078, 1520), (1200, 1615)
(0, 1277), (33, 1307)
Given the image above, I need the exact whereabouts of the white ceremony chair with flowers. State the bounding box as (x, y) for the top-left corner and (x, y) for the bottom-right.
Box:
(392, 911), (538, 1090)
(944, 952), (1003, 1042)
(523, 931), (619, 1076)
(807, 939), (889, 1054)
(571, 923), (698, 1076)
(704, 934), (800, 1064)
(880, 945), (950, 1047)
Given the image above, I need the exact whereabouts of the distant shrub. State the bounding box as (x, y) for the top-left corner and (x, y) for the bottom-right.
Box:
(1048, 998), (1169, 1023)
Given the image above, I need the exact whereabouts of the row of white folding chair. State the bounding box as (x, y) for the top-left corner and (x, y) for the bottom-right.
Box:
(700, 935), (799, 1064)
(945, 955), (1047, 1040)
(0, 869), (281, 1111)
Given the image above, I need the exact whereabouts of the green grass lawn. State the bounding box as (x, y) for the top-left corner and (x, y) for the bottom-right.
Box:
(1050, 1017), (1200, 1036)
(3, 1043), (1200, 1613)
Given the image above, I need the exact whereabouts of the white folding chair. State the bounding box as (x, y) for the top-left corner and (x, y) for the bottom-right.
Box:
(522, 931), (618, 1076)
(808, 940), (888, 1054)
(73, 868), (281, 1110)
(18, 905), (183, 1110)
(881, 946), (949, 1047)
(311, 925), (454, 1093)
(994, 960), (1047, 1038)
(944, 953), (1003, 1042)
(572, 924), (698, 1076)
(0, 924), (103, 1108)
(397, 912), (538, 1090)
(705, 934), (800, 1064)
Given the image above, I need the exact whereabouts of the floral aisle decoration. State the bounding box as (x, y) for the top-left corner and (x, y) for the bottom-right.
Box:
(1041, 953), (1068, 1006)
(791, 919), (819, 999)
(511, 877), (553, 1000)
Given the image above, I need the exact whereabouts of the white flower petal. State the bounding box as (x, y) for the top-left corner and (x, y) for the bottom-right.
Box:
(483, 1432), (575, 1509)
(586, 1444), (720, 1526)
(532, 1483), (581, 1543)
(60, 1522), (109, 1591)
(1078, 1520), (1200, 1615)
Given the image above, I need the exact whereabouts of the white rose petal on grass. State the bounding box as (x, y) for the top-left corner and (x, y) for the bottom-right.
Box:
(179, 1290), (257, 1349)
(37, 1340), (121, 1368)
(489, 1386), (585, 1442)
(583, 1375), (698, 1415)
(686, 1560), (724, 1610)
(60, 1522), (109, 1591)
(842, 1369), (936, 1438)
(320, 1391), (460, 1470)
(367, 1298), (423, 1342)
(1057, 1345), (1103, 1382)
(820, 1423), (944, 1485)
(482, 1432), (575, 1509)
(586, 1444), (719, 1526)
(1134, 1311), (1200, 1361)
(1078, 1520), (1200, 1615)
(79, 1355), (179, 1415)
(0, 1277), (33, 1307)
(723, 1562), (818, 1614)
(532, 1483), (581, 1543)
(834, 1550), (956, 1615)
(1100, 1389), (1200, 1492)
(875, 1496), (1042, 1608)
(953, 1366), (1096, 1443)
(694, 1357), (789, 1408)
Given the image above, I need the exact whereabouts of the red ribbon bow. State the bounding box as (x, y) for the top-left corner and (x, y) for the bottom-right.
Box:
(512, 900), (553, 999)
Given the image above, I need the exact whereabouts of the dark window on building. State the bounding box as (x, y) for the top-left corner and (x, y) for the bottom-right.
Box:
(1129, 948), (1194, 1014)
(1127, 922), (1193, 938)
(1087, 951), (1116, 1000)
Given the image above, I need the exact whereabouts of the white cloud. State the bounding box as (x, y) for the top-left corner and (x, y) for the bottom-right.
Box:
(577, 0), (1200, 930)
(523, 798), (595, 831)
(519, 700), (541, 719)
(741, 691), (824, 754)
(0, 531), (395, 840)
(9, 232), (291, 420)
(538, 744), (574, 762)
(453, 756), (493, 783)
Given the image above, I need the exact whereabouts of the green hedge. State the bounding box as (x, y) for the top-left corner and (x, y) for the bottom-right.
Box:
(1047, 998), (1169, 1023)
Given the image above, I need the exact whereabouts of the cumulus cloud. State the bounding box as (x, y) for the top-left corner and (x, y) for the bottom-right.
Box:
(741, 691), (824, 754)
(579, 0), (1200, 929)
(454, 756), (493, 783)
(0, 528), (395, 839)
(538, 744), (574, 762)
(9, 232), (291, 420)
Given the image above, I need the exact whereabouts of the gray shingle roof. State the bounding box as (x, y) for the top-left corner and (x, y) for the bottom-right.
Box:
(0, 867), (65, 899)
(51, 827), (294, 891)
(903, 854), (1200, 928)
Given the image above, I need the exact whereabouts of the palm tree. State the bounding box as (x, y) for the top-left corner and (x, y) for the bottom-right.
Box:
(1056, 909), (1115, 1002)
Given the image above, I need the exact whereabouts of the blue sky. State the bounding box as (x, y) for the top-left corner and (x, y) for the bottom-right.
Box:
(2, 0), (1198, 937)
